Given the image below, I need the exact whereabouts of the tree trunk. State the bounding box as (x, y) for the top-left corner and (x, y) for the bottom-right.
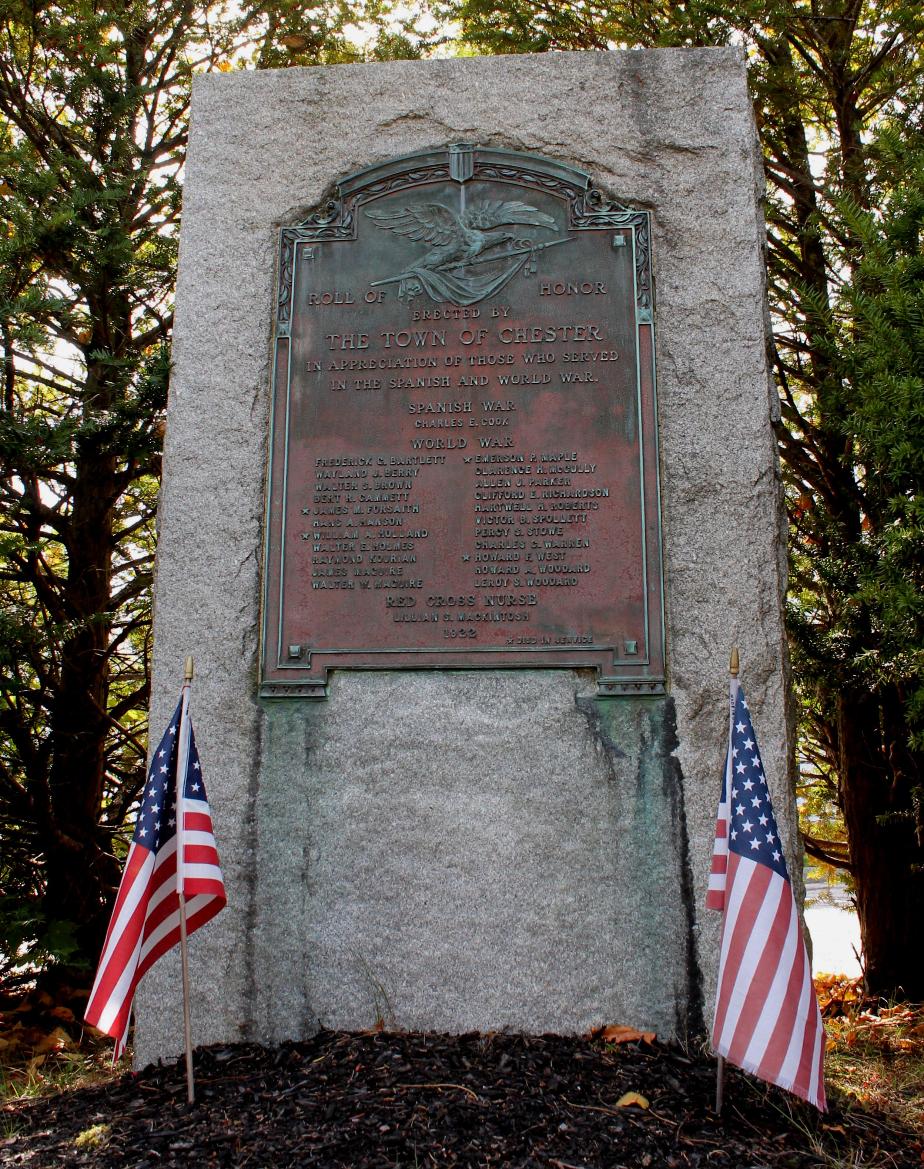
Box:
(41, 439), (122, 963)
(838, 689), (924, 999)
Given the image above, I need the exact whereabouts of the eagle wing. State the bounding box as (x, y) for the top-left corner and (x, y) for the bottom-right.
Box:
(464, 200), (557, 231)
(365, 202), (460, 246)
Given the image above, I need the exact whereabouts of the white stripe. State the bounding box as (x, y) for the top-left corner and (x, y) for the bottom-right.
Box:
(147, 837), (179, 908)
(182, 829), (218, 849)
(716, 865), (786, 1053)
(87, 846), (154, 1000)
(183, 798), (212, 818)
(115, 1015), (131, 1059)
(184, 862), (224, 883)
(741, 891), (800, 1069)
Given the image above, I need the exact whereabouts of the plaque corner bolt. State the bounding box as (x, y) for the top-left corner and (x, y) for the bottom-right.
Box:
(612, 234), (627, 248)
(287, 644), (303, 660)
(624, 639), (638, 655)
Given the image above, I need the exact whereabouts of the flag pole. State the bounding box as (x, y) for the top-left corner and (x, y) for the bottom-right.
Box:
(176, 656), (196, 1105)
(716, 645), (740, 1116)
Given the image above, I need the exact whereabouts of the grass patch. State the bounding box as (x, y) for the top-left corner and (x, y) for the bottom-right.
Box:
(1, 1045), (124, 1104)
(817, 975), (924, 1135)
(0, 983), (126, 1105)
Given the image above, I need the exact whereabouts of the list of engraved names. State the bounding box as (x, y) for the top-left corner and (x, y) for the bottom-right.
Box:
(291, 292), (636, 648)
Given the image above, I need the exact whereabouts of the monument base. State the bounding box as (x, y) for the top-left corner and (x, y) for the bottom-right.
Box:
(250, 670), (699, 1044)
(135, 49), (794, 1067)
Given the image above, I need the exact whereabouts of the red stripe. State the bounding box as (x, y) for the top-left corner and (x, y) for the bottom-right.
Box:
(791, 977), (823, 1104)
(85, 856), (154, 1028)
(97, 845), (148, 949)
(99, 988), (134, 1049)
(135, 894), (225, 982)
(184, 810), (214, 831)
(86, 845), (148, 996)
(756, 901), (806, 1081)
(185, 878), (226, 898)
(706, 817), (728, 911)
(87, 861), (159, 1034)
(184, 843), (221, 865)
(136, 924), (182, 982)
(712, 858), (773, 1042)
(143, 887), (179, 941)
(185, 898), (225, 934)
(724, 880), (791, 1067)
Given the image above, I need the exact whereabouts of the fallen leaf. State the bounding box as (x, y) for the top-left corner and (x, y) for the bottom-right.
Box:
(49, 1005), (75, 1023)
(599, 1025), (656, 1045)
(34, 1026), (75, 1054)
(616, 1091), (649, 1109)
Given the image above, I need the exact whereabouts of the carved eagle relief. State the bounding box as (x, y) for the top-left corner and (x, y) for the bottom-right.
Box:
(365, 199), (560, 305)
(367, 199), (557, 269)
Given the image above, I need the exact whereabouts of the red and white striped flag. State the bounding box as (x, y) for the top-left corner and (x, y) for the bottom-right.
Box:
(707, 676), (826, 1110)
(85, 697), (225, 1057)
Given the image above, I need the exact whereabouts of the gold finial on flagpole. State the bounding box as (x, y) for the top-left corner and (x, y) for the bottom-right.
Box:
(184, 656), (194, 682)
(730, 647), (739, 677)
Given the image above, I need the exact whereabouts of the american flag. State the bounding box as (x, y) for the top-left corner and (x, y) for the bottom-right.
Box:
(707, 678), (826, 1110)
(85, 697), (226, 1057)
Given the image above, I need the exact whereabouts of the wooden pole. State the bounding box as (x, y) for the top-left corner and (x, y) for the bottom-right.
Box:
(716, 647), (739, 1117)
(177, 656), (196, 1105)
(716, 1055), (725, 1115)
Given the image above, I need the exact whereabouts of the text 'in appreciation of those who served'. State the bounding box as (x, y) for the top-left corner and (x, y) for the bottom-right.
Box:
(261, 145), (665, 697)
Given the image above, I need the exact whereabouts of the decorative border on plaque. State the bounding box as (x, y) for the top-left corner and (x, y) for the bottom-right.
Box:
(275, 147), (654, 323)
(262, 145), (666, 698)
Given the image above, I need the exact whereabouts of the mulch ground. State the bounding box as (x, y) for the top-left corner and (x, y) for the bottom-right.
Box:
(2, 1029), (920, 1168)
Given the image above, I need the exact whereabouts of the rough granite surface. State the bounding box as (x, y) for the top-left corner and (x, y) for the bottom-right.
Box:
(135, 50), (794, 1068)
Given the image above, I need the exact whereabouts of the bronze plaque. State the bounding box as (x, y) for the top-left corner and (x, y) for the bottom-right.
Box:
(261, 146), (664, 697)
